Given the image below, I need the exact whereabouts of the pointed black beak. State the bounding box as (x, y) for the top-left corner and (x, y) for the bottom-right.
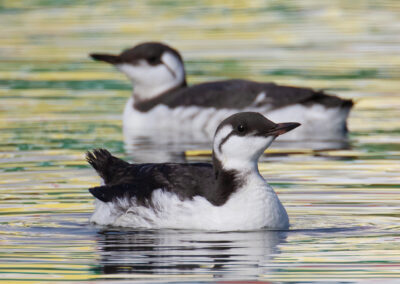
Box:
(268, 122), (301, 136)
(90, 53), (121, 64)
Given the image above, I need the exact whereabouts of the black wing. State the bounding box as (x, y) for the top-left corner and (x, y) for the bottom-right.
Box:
(87, 149), (216, 204)
(134, 79), (352, 112)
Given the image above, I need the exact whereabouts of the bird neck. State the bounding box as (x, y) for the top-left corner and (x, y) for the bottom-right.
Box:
(212, 149), (260, 175)
(210, 153), (261, 206)
(132, 78), (187, 103)
(131, 81), (187, 112)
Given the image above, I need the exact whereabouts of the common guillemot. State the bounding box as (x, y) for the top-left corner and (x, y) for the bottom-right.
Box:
(87, 112), (300, 230)
(90, 42), (352, 141)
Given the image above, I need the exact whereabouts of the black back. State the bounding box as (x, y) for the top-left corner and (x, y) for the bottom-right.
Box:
(87, 149), (236, 206)
(133, 79), (353, 112)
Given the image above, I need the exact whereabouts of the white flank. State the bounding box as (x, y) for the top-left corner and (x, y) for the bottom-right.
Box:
(123, 98), (238, 141)
(123, 92), (350, 141)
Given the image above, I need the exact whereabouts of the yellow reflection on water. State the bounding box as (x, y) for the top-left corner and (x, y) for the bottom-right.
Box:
(0, 0), (400, 282)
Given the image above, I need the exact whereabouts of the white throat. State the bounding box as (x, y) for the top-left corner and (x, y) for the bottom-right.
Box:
(117, 52), (185, 102)
(213, 126), (276, 172)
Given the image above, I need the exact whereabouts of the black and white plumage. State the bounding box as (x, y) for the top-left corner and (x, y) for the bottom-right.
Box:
(90, 42), (352, 141)
(87, 112), (300, 230)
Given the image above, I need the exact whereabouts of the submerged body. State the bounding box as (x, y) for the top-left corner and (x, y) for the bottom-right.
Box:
(87, 112), (299, 231)
(90, 42), (352, 141)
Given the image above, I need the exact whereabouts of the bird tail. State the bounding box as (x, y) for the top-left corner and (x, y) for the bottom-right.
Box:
(86, 149), (130, 184)
(314, 91), (354, 134)
(340, 99), (353, 133)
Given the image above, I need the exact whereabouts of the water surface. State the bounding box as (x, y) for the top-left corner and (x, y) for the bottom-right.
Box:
(1, 0), (400, 282)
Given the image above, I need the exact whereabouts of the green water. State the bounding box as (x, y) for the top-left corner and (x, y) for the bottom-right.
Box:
(1, 0), (400, 282)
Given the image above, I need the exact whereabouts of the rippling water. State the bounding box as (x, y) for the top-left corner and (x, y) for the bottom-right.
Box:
(1, 0), (400, 282)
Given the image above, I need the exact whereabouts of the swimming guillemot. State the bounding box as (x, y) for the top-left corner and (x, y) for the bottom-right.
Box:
(86, 112), (300, 230)
(90, 42), (352, 141)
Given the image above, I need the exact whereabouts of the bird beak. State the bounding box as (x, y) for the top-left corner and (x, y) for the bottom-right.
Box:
(90, 53), (121, 64)
(268, 122), (301, 136)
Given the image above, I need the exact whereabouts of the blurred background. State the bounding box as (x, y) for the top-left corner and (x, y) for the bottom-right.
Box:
(0, 0), (400, 282)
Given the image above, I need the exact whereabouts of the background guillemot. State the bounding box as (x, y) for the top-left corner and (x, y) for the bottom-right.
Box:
(87, 112), (300, 230)
(90, 42), (352, 141)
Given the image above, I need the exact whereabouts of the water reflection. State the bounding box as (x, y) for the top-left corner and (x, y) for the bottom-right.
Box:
(1, 0), (400, 281)
(95, 229), (287, 279)
(123, 128), (205, 162)
(124, 127), (351, 163)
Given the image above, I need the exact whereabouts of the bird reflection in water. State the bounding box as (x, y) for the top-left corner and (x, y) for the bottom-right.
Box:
(93, 229), (288, 280)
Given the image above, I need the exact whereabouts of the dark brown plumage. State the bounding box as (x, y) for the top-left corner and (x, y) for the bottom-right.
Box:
(131, 79), (352, 112)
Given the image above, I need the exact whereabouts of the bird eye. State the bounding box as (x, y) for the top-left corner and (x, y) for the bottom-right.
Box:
(147, 56), (159, 64)
(237, 125), (245, 132)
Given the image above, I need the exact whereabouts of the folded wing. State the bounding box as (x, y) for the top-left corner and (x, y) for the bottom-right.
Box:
(87, 149), (215, 204)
